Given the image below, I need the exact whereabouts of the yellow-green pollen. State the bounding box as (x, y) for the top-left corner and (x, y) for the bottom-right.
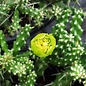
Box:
(34, 36), (51, 54)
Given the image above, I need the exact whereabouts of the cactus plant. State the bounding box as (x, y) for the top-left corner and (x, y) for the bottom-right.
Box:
(0, 24), (37, 85)
(0, 0), (79, 36)
(30, 6), (85, 86)
(0, 0), (86, 86)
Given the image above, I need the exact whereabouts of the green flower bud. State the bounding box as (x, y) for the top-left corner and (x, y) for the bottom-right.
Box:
(31, 33), (56, 58)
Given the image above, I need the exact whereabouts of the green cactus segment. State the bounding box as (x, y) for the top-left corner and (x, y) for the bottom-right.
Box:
(18, 71), (36, 86)
(51, 8), (84, 66)
(15, 57), (34, 76)
(26, 71), (37, 86)
(0, 51), (13, 69)
(51, 5), (62, 19)
(80, 49), (86, 68)
(49, 36), (83, 66)
(70, 9), (83, 43)
(19, 5), (44, 26)
(0, 51), (36, 85)
(6, 56), (34, 76)
(0, 3), (10, 16)
(24, 71), (36, 86)
(13, 24), (31, 54)
(70, 61), (86, 82)
(14, 56), (36, 86)
(31, 33), (56, 58)
(59, 8), (72, 23)
(52, 23), (67, 40)
(9, 10), (20, 35)
(0, 30), (8, 52)
(52, 8), (71, 39)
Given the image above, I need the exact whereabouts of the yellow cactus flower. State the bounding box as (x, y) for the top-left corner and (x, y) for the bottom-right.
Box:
(31, 33), (56, 58)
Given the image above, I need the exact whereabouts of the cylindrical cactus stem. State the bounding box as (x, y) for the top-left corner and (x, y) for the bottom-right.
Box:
(57, 8), (72, 23)
(16, 57), (37, 86)
(52, 8), (72, 39)
(24, 71), (37, 86)
(19, 71), (37, 86)
(70, 8), (84, 43)
(51, 8), (84, 67)
(13, 24), (32, 55)
(0, 30), (8, 53)
(9, 9), (20, 35)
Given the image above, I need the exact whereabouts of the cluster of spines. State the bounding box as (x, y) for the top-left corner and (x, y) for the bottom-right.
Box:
(52, 5), (62, 19)
(0, 51), (36, 85)
(0, 51), (13, 69)
(14, 57), (34, 75)
(16, 53), (37, 86)
(20, 71), (37, 86)
(70, 61), (86, 83)
(6, 55), (36, 85)
(43, 5), (63, 20)
(13, 24), (31, 54)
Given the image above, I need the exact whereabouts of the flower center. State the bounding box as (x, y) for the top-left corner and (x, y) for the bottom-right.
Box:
(34, 36), (51, 54)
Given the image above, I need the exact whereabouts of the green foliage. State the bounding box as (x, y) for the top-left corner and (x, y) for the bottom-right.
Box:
(50, 7), (85, 85)
(0, 0), (79, 35)
(0, 30), (8, 52)
(0, 3), (10, 16)
(13, 24), (31, 54)
(0, 0), (86, 86)
(0, 24), (36, 85)
(9, 10), (20, 35)
(52, 70), (73, 86)
(70, 60), (86, 82)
